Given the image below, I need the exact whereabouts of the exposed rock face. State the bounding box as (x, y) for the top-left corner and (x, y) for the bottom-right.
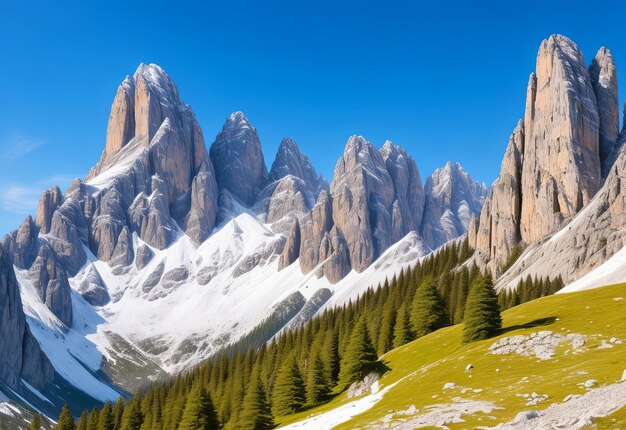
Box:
(184, 161), (219, 244)
(35, 186), (63, 234)
(496, 135), (626, 290)
(474, 122), (524, 270)
(0, 244), (53, 389)
(298, 189), (334, 273)
(209, 112), (268, 206)
(29, 243), (73, 327)
(421, 161), (488, 250)
(330, 136), (395, 272)
(279, 219), (301, 270)
(380, 141), (425, 242)
(589, 47), (619, 178)
(1, 216), (37, 269)
(266, 176), (309, 224)
(280, 136), (485, 281)
(269, 137), (328, 199)
(77, 265), (110, 306)
(520, 35), (600, 244)
(104, 77), (135, 157)
(472, 35), (615, 275)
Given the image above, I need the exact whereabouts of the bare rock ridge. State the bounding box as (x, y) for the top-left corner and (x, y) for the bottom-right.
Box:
(281, 136), (486, 280)
(209, 111), (268, 207)
(421, 161), (488, 249)
(589, 47), (619, 177)
(0, 60), (488, 410)
(0, 243), (53, 390)
(470, 34), (623, 277)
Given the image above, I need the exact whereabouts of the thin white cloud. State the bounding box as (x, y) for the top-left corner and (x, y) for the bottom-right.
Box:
(0, 185), (41, 214)
(5, 132), (46, 160)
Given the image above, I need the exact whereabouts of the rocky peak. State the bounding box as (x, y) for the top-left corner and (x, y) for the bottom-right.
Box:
(472, 34), (609, 275)
(0, 244), (53, 390)
(520, 34), (600, 244)
(330, 135), (395, 272)
(210, 111), (269, 206)
(589, 47), (619, 177)
(35, 185), (63, 234)
(421, 162), (488, 249)
(380, 140), (425, 241)
(269, 137), (327, 192)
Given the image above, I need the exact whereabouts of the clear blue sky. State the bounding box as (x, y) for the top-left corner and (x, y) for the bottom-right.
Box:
(1, 0), (625, 235)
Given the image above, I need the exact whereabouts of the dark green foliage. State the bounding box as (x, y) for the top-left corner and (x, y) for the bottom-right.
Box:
(499, 274), (564, 310)
(392, 304), (413, 347)
(238, 370), (274, 430)
(113, 398), (124, 430)
(121, 397), (142, 430)
(77, 411), (88, 430)
(306, 350), (331, 406)
(410, 277), (449, 338)
(87, 407), (99, 430)
(500, 244), (524, 273)
(271, 355), (306, 416)
(55, 404), (76, 430)
(30, 414), (42, 430)
(462, 274), (502, 343)
(98, 403), (114, 430)
(178, 385), (219, 430)
(72, 241), (480, 426)
(338, 317), (378, 388)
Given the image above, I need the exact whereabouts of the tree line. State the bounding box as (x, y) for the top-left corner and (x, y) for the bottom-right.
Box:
(45, 237), (547, 430)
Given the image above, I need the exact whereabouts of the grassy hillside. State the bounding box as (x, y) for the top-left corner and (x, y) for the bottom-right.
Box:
(279, 283), (626, 429)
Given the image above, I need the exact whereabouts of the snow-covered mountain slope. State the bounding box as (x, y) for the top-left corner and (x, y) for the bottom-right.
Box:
(0, 63), (487, 421)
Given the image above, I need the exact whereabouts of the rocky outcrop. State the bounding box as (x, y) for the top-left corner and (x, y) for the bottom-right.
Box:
(1, 216), (37, 269)
(269, 137), (328, 199)
(381, 141), (425, 242)
(209, 112), (268, 206)
(520, 35), (600, 244)
(266, 176), (309, 224)
(472, 35), (614, 275)
(77, 265), (110, 306)
(279, 219), (301, 270)
(0, 244), (53, 389)
(278, 136), (484, 281)
(421, 162), (487, 250)
(473, 122), (524, 270)
(29, 243), (73, 327)
(298, 189), (335, 273)
(589, 47), (619, 177)
(330, 136), (395, 272)
(35, 186), (62, 234)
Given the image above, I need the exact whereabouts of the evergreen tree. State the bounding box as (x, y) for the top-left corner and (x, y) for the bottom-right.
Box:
(392, 304), (413, 348)
(377, 301), (396, 355)
(113, 398), (124, 430)
(338, 317), (378, 389)
(55, 404), (76, 430)
(76, 411), (88, 430)
(30, 413), (42, 430)
(178, 385), (219, 430)
(271, 355), (306, 416)
(98, 403), (114, 430)
(410, 277), (448, 338)
(306, 349), (331, 406)
(321, 329), (340, 385)
(121, 397), (143, 430)
(87, 408), (99, 430)
(462, 274), (502, 343)
(238, 370), (274, 430)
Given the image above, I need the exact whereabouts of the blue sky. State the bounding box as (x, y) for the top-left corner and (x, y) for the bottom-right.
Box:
(1, 0), (626, 234)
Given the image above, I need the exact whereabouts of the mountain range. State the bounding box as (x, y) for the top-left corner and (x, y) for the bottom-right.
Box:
(4, 33), (626, 428)
(0, 63), (488, 421)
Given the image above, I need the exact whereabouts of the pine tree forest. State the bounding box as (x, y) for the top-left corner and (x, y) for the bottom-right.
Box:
(51, 238), (560, 429)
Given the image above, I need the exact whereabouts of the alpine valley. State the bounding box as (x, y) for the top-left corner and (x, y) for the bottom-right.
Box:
(3, 34), (626, 430)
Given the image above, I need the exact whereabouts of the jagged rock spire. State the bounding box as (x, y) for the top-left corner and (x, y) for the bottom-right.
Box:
(209, 112), (269, 206)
